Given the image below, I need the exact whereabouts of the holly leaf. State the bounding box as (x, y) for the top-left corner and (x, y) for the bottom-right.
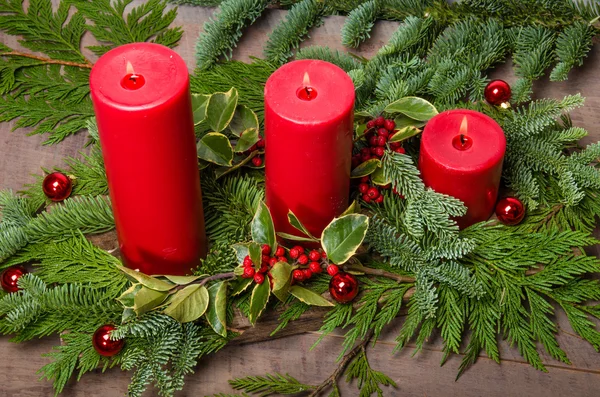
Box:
(134, 286), (169, 316)
(249, 280), (271, 325)
(163, 275), (202, 285)
(248, 242), (263, 271)
(229, 105), (259, 137)
(385, 96), (438, 121)
(276, 232), (319, 242)
(192, 93), (211, 125)
(163, 284), (209, 323)
(251, 202), (276, 252)
(197, 132), (234, 166)
(231, 278), (253, 296)
(289, 286), (334, 307)
(371, 165), (391, 186)
(232, 243), (250, 265)
(288, 210), (316, 239)
(118, 266), (174, 292)
(234, 128), (259, 153)
(206, 281), (228, 337)
(393, 114), (426, 129)
(321, 214), (369, 265)
(117, 284), (142, 308)
(270, 262), (293, 302)
(206, 87), (238, 132)
(389, 126), (421, 143)
(351, 159), (381, 178)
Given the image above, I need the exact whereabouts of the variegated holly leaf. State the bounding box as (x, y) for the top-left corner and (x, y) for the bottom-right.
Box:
(351, 158), (381, 178)
(229, 105), (259, 137)
(251, 202), (276, 252)
(385, 96), (438, 121)
(197, 132), (234, 166)
(289, 286), (334, 306)
(206, 282), (228, 337)
(270, 262), (292, 302)
(321, 214), (369, 265)
(206, 87), (238, 132)
(249, 280), (270, 325)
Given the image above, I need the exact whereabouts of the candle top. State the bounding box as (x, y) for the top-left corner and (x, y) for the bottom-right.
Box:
(264, 59), (355, 123)
(90, 43), (189, 110)
(421, 109), (506, 171)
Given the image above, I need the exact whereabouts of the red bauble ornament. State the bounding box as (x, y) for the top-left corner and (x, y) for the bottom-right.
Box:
(484, 79), (511, 106)
(42, 172), (73, 202)
(92, 324), (124, 357)
(495, 197), (525, 226)
(329, 272), (359, 303)
(1, 266), (27, 293)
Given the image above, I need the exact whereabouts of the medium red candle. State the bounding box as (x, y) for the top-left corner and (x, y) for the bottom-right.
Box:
(264, 60), (354, 238)
(418, 109), (506, 228)
(90, 43), (206, 275)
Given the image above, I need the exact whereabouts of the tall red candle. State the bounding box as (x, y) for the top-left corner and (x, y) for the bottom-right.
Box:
(419, 109), (506, 228)
(90, 43), (206, 275)
(264, 60), (354, 238)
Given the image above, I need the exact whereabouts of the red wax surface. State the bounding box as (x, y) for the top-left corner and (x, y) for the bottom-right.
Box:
(418, 109), (506, 228)
(265, 60), (355, 238)
(90, 43), (206, 275)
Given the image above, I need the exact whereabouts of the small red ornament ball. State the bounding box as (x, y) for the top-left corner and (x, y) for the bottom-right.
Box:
(495, 197), (525, 226)
(484, 79), (511, 106)
(1, 266), (27, 293)
(329, 272), (359, 303)
(92, 324), (124, 357)
(42, 172), (73, 202)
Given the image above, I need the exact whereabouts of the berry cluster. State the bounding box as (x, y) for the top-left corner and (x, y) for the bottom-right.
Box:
(351, 116), (405, 169)
(288, 245), (339, 282)
(245, 136), (266, 167)
(241, 243), (285, 284)
(357, 176), (390, 204)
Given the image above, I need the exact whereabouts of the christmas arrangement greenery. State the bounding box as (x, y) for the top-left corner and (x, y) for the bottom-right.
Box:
(1, 0), (600, 396)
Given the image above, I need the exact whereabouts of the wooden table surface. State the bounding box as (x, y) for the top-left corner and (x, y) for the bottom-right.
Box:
(1, 3), (600, 396)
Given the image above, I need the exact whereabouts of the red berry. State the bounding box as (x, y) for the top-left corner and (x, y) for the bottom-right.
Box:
(294, 246), (305, 254)
(358, 183), (369, 194)
(360, 147), (370, 156)
(262, 254), (271, 264)
(321, 251), (327, 259)
(256, 138), (266, 149)
(361, 153), (371, 162)
(275, 247), (285, 257)
(375, 195), (384, 204)
(377, 135), (387, 147)
(374, 116), (385, 127)
(252, 156), (263, 167)
(329, 272), (359, 303)
(366, 120), (376, 129)
(289, 248), (300, 259)
(360, 176), (370, 183)
(368, 135), (378, 147)
(367, 187), (380, 199)
(381, 183), (391, 190)
(278, 256), (288, 263)
(309, 250), (321, 262)
(389, 141), (401, 150)
(362, 194), (372, 203)
(269, 257), (278, 266)
(259, 264), (269, 274)
(250, 143), (258, 152)
(327, 264), (339, 276)
(373, 147), (385, 158)
(292, 269), (305, 282)
(242, 266), (255, 279)
(298, 254), (309, 265)
(303, 269), (313, 279)
(394, 147), (406, 154)
(377, 128), (388, 137)
(261, 244), (271, 255)
(254, 273), (265, 284)
(384, 119), (396, 131)
(243, 255), (253, 267)
(309, 261), (322, 274)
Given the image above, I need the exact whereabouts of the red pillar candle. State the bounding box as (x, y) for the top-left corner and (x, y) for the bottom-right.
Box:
(90, 43), (206, 275)
(418, 109), (506, 228)
(264, 60), (355, 238)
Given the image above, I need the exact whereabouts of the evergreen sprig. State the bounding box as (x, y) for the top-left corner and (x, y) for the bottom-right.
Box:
(341, 0), (380, 48)
(229, 373), (316, 395)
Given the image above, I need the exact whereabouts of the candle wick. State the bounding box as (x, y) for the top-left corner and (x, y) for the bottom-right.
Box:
(129, 74), (138, 82)
(460, 133), (466, 146)
(304, 86), (311, 99)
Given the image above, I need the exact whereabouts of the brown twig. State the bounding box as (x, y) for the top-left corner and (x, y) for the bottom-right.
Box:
(198, 272), (236, 286)
(308, 329), (375, 397)
(1, 50), (93, 69)
(345, 263), (416, 283)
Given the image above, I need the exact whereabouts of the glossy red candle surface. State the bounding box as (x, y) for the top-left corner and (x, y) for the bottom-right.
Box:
(90, 43), (206, 275)
(419, 109), (506, 228)
(265, 60), (354, 238)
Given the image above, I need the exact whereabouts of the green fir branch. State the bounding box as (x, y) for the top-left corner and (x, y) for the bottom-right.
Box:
(341, 0), (380, 48)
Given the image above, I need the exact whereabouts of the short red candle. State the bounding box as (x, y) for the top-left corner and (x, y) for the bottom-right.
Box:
(419, 109), (506, 228)
(264, 60), (354, 238)
(90, 43), (206, 275)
